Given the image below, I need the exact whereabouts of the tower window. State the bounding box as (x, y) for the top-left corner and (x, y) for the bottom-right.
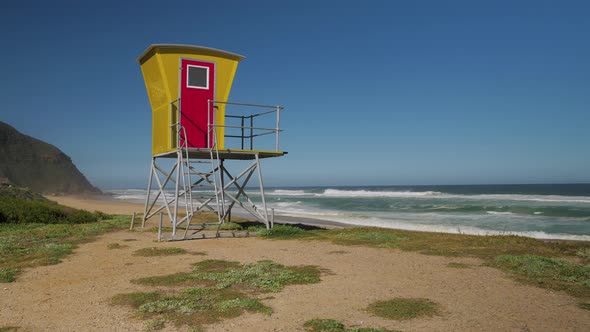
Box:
(187, 65), (209, 89)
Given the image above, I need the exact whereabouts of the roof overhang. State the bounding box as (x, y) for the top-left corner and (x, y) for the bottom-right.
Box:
(137, 44), (246, 64)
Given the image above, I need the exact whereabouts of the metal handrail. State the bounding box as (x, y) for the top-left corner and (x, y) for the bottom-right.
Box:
(208, 100), (283, 151)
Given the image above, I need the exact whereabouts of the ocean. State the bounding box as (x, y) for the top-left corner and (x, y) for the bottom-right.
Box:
(108, 184), (590, 241)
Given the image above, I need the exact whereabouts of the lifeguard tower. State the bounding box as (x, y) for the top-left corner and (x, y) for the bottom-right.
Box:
(137, 44), (285, 240)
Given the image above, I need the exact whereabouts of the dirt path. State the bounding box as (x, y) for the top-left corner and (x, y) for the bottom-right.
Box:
(1, 227), (589, 331)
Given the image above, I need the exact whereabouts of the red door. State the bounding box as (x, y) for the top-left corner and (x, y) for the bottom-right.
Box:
(180, 58), (215, 148)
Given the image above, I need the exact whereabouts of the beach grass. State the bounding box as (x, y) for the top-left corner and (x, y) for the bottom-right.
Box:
(133, 247), (187, 257)
(257, 225), (590, 298)
(303, 319), (399, 332)
(0, 215), (129, 282)
(116, 259), (322, 330)
(492, 255), (590, 298)
(367, 298), (440, 320)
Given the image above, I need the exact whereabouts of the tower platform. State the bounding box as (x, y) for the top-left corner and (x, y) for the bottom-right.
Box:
(154, 148), (287, 160)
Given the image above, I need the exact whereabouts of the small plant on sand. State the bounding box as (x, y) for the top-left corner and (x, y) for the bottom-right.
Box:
(0, 268), (19, 283)
(133, 247), (187, 257)
(143, 318), (166, 331)
(116, 259), (324, 330)
(367, 298), (440, 320)
(578, 302), (590, 311)
(576, 248), (590, 262)
(447, 262), (469, 269)
(493, 255), (590, 297)
(303, 319), (399, 332)
(0, 327), (20, 332)
(215, 222), (243, 231)
(107, 243), (128, 250)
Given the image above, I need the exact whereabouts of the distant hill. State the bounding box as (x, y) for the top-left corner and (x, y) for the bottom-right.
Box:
(0, 121), (100, 194)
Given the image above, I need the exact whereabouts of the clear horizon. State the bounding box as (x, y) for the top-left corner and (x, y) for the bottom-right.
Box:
(2, 0), (589, 188)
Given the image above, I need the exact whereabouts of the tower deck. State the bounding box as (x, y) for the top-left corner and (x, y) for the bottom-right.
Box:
(154, 148), (287, 160)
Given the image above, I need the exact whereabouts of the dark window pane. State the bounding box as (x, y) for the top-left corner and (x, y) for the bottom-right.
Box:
(188, 66), (208, 88)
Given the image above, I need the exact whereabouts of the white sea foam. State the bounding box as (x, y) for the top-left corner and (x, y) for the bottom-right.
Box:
(463, 194), (590, 203)
(485, 211), (515, 215)
(311, 189), (590, 203)
(268, 190), (307, 196)
(280, 214), (590, 241)
(316, 189), (443, 198)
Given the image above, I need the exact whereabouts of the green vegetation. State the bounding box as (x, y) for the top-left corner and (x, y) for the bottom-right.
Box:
(116, 259), (323, 330)
(113, 287), (270, 329)
(0, 196), (107, 225)
(144, 318), (166, 331)
(0, 216), (128, 282)
(303, 319), (399, 332)
(252, 224), (309, 238)
(493, 255), (590, 297)
(257, 225), (590, 299)
(576, 248), (590, 262)
(0, 327), (20, 332)
(328, 250), (349, 255)
(107, 243), (128, 250)
(133, 259), (322, 292)
(215, 222), (243, 231)
(0, 267), (18, 283)
(133, 247), (187, 257)
(367, 298), (440, 320)
(447, 262), (470, 269)
(578, 302), (590, 311)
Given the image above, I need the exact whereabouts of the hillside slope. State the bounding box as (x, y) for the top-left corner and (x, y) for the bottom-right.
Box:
(0, 121), (100, 194)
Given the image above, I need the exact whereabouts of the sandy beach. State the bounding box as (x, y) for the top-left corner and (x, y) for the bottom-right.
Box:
(1, 195), (589, 331)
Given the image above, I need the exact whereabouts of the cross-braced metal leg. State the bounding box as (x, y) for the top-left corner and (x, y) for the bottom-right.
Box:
(142, 151), (273, 241)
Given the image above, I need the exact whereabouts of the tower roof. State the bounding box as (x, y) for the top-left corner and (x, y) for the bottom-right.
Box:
(137, 44), (246, 64)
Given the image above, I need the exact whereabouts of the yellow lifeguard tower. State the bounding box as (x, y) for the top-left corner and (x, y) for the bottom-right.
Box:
(137, 44), (286, 240)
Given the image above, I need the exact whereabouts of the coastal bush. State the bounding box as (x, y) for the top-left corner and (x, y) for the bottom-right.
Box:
(0, 196), (102, 224)
(367, 298), (440, 320)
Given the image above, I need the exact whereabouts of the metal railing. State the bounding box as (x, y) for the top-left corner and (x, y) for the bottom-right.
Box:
(208, 100), (283, 151)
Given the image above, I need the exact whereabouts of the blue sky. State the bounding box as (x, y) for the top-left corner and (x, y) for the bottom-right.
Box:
(1, 0), (589, 188)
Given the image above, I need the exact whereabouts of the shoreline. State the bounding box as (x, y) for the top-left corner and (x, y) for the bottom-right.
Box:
(45, 194), (590, 242)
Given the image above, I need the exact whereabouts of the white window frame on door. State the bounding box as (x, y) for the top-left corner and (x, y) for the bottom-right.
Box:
(186, 65), (210, 90)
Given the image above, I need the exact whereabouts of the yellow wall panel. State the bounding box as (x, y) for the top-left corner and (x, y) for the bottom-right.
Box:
(138, 45), (243, 155)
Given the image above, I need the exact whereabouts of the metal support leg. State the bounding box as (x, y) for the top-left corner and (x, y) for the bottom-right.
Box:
(142, 159), (155, 227)
(255, 154), (270, 229)
(173, 152), (181, 236)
